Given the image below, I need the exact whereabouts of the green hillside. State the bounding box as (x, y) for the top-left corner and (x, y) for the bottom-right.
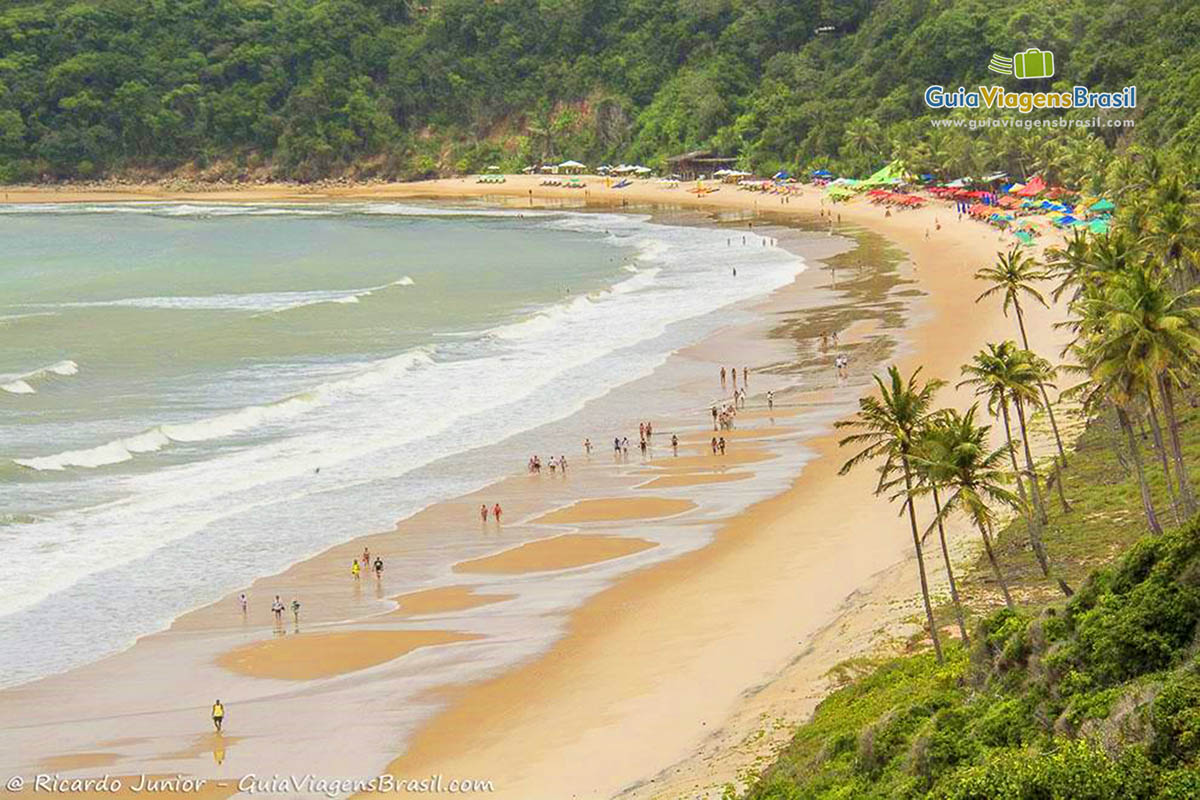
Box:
(739, 428), (1200, 799)
(1, 0), (1198, 182)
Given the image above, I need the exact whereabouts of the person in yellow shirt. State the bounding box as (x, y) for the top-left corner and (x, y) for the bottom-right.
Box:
(351, 559), (361, 579)
(211, 700), (225, 732)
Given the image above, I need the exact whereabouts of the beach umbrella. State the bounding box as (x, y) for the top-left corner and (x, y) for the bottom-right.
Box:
(1090, 199), (1115, 212)
(1089, 218), (1110, 233)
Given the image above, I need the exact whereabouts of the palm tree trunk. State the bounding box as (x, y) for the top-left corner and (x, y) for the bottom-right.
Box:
(1160, 375), (1197, 516)
(1014, 396), (1072, 595)
(932, 487), (969, 646)
(903, 459), (943, 662)
(1049, 458), (1072, 514)
(999, 395), (1030, 505)
(1014, 302), (1067, 465)
(1012, 395), (1050, 525)
(1118, 405), (1164, 535)
(977, 517), (1014, 609)
(1001, 395), (1049, 569)
(1145, 391), (1182, 525)
(1107, 407), (1132, 476)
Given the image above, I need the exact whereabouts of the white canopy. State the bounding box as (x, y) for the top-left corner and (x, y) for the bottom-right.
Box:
(558, 160), (586, 168)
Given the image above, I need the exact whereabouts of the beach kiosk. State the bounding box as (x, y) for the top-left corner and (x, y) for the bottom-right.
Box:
(557, 160), (587, 175)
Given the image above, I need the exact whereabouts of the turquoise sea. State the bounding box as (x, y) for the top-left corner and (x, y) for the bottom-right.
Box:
(0, 202), (805, 687)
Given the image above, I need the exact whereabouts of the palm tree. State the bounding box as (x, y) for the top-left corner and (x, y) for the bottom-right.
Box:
(844, 117), (884, 162)
(1065, 280), (1167, 535)
(837, 367), (946, 661)
(1088, 263), (1200, 517)
(960, 345), (1043, 533)
(960, 343), (1073, 597)
(975, 245), (1070, 471)
(909, 406), (1018, 610)
(905, 416), (972, 644)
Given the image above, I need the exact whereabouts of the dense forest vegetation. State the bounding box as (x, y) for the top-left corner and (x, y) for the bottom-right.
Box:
(1, 0), (1199, 183)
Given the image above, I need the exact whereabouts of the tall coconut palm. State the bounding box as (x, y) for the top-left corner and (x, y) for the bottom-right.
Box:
(960, 343), (1073, 596)
(904, 416), (972, 644)
(1088, 263), (1200, 516)
(959, 345), (1044, 540)
(1065, 290), (1166, 536)
(909, 406), (1019, 610)
(837, 366), (946, 661)
(975, 245), (1069, 470)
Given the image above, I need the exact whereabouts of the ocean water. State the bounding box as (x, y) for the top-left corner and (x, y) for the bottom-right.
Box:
(0, 202), (806, 687)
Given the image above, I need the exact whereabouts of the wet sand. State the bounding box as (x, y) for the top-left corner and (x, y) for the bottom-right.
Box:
(453, 534), (658, 575)
(217, 630), (481, 680)
(533, 497), (696, 525)
(389, 586), (514, 616)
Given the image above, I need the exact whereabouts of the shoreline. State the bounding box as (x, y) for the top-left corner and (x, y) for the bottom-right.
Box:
(0, 177), (1068, 798)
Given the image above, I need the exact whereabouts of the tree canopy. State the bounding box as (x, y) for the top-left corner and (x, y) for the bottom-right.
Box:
(0, 0), (1197, 182)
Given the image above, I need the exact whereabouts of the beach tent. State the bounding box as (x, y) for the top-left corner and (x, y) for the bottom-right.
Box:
(558, 160), (587, 174)
(861, 161), (906, 186)
(811, 169), (834, 178)
(1090, 199), (1115, 212)
(1015, 175), (1046, 197)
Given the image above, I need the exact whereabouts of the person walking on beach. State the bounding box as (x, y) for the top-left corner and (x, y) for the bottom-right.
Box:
(584, 438), (592, 455)
(362, 547), (370, 570)
(493, 503), (502, 523)
(291, 598), (300, 625)
(238, 593), (247, 615)
(671, 434), (679, 455)
(621, 437), (629, 457)
(718, 437), (727, 455)
(271, 595), (284, 624)
(711, 406), (718, 430)
(720, 367), (726, 386)
(373, 557), (383, 578)
(767, 390), (775, 412)
(711, 436), (718, 454)
(480, 504), (489, 523)
(352, 559), (361, 580)
(743, 367), (748, 385)
(559, 455), (567, 473)
(211, 700), (225, 732)
(730, 367), (737, 388)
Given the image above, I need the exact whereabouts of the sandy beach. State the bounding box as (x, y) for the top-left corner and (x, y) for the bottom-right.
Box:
(0, 175), (1068, 799)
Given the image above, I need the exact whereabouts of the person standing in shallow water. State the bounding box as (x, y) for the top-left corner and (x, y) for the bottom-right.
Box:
(480, 504), (489, 523)
(493, 503), (502, 523)
(212, 700), (225, 732)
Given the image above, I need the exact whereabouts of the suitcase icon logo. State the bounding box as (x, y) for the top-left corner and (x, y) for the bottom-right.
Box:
(988, 49), (1054, 79)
